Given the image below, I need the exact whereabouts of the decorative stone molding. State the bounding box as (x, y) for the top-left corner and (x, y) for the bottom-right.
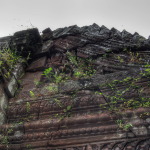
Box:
(0, 24), (150, 149)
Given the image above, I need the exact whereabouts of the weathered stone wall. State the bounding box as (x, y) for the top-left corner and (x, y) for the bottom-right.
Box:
(0, 28), (42, 125)
(0, 24), (150, 149)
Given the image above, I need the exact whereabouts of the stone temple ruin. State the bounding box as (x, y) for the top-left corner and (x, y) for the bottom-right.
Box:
(0, 23), (150, 149)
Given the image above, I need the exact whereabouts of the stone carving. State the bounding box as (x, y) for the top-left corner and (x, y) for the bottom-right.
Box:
(0, 24), (150, 149)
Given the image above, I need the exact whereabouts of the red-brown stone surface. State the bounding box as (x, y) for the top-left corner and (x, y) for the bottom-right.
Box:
(0, 25), (150, 149)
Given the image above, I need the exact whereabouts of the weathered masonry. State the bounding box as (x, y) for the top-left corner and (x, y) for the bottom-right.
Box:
(0, 24), (150, 149)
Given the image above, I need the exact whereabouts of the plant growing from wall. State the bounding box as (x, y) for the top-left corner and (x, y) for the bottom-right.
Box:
(62, 105), (72, 118)
(116, 119), (133, 131)
(66, 52), (96, 79)
(26, 102), (31, 113)
(29, 91), (35, 98)
(50, 98), (72, 120)
(45, 83), (58, 93)
(34, 79), (42, 87)
(0, 48), (20, 80)
(66, 52), (78, 67)
(0, 48), (30, 82)
(42, 52), (96, 86)
(26, 144), (33, 150)
(42, 67), (65, 83)
(42, 67), (53, 81)
(0, 126), (14, 149)
(97, 60), (150, 114)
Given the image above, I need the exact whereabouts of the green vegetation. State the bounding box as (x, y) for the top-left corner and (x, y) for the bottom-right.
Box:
(116, 119), (133, 131)
(66, 52), (96, 78)
(0, 48), (30, 82)
(42, 52), (96, 84)
(0, 47), (150, 148)
(53, 98), (62, 107)
(0, 48), (21, 68)
(0, 48), (21, 79)
(0, 127), (14, 149)
(42, 67), (53, 81)
(96, 62), (150, 129)
(29, 91), (35, 98)
(62, 105), (72, 118)
(50, 97), (72, 119)
(42, 67), (65, 83)
(26, 102), (31, 113)
(66, 52), (78, 67)
(141, 64), (150, 76)
(45, 83), (58, 93)
(26, 144), (33, 150)
(98, 74), (150, 112)
(41, 51), (150, 124)
(1, 136), (9, 146)
(117, 55), (124, 63)
(34, 79), (42, 87)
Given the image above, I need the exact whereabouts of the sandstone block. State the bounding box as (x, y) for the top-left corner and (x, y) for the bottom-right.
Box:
(0, 84), (8, 112)
(6, 76), (18, 97)
(26, 57), (47, 72)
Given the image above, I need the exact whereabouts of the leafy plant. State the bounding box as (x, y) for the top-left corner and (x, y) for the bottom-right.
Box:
(66, 52), (78, 66)
(42, 67), (65, 83)
(53, 72), (64, 83)
(26, 102), (31, 113)
(29, 91), (35, 98)
(123, 123), (133, 131)
(0, 127), (14, 148)
(116, 119), (133, 131)
(53, 105), (72, 120)
(45, 84), (58, 93)
(26, 144), (33, 150)
(42, 67), (53, 81)
(1, 135), (9, 146)
(53, 98), (62, 107)
(63, 105), (72, 118)
(117, 55), (124, 63)
(34, 79), (42, 86)
(74, 70), (83, 78)
(116, 119), (124, 128)
(0, 48), (20, 79)
(64, 105), (72, 113)
(0, 48), (30, 81)
(0, 48), (21, 67)
(128, 51), (142, 63)
(144, 66), (150, 76)
(123, 77), (132, 82)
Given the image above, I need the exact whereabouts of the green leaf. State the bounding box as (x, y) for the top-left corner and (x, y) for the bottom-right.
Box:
(67, 105), (72, 111)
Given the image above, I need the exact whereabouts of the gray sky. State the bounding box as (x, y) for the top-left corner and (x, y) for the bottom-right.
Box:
(0, 0), (150, 38)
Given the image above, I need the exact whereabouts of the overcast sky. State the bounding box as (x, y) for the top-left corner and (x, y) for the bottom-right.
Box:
(0, 0), (150, 38)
